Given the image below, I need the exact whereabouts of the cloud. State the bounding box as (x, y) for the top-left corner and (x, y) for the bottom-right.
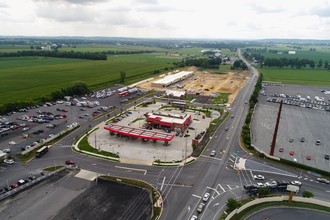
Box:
(137, 5), (177, 12)
(250, 3), (284, 14)
(33, 0), (109, 5)
(311, 4), (330, 17)
(0, 2), (8, 8)
(36, 3), (96, 22)
(134, 0), (158, 4)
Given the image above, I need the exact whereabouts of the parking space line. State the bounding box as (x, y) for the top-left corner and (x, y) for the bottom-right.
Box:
(218, 184), (225, 193)
(229, 158), (234, 163)
(160, 176), (166, 191)
(207, 186), (220, 195)
(227, 185), (232, 190)
(192, 194), (201, 199)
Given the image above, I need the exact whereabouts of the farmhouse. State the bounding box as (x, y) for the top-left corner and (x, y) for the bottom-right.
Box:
(145, 111), (192, 132)
(288, 51), (296, 54)
(151, 71), (193, 88)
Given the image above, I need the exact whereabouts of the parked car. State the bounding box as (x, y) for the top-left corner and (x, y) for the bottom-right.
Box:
(196, 203), (205, 213)
(8, 141), (16, 145)
(306, 155), (312, 160)
(316, 178), (330, 184)
(253, 175), (265, 180)
(2, 148), (11, 153)
(300, 137), (305, 142)
(289, 150), (295, 156)
(202, 192), (210, 202)
(210, 150), (216, 157)
(279, 147), (284, 152)
(3, 159), (14, 164)
(325, 154), (330, 160)
(11, 183), (19, 189)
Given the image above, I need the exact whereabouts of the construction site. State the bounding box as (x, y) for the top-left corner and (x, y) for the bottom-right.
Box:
(137, 67), (249, 104)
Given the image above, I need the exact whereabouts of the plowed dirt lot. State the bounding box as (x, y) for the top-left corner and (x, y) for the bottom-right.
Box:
(138, 68), (249, 104)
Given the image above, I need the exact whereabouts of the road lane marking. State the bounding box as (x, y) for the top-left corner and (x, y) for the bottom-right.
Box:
(160, 176), (166, 191)
(227, 185), (232, 190)
(218, 184), (225, 193)
(114, 165), (147, 175)
(229, 158), (234, 163)
(229, 190), (238, 198)
(192, 194), (201, 199)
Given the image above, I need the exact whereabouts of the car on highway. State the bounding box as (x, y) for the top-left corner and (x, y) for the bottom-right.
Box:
(256, 182), (265, 188)
(190, 215), (198, 220)
(9, 141), (16, 145)
(289, 150), (295, 156)
(65, 160), (75, 165)
(290, 181), (302, 186)
(196, 203), (205, 213)
(202, 192), (210, 202)
(316, 178), (330, 184)
(3, 159), (14, 164)
(210, 150), (216, 157)
(265, 181), (277, 189)
(253, 175), (265, 180)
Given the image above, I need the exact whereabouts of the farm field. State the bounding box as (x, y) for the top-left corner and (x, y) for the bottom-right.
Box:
(0, 53), (182, 105)
(243, 46), (330, 62)
(260, 68), (330, 86)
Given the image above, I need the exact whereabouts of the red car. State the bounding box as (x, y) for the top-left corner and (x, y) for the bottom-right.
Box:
(289, 150), (295, 156)
(65, 160), (75, 165)
(11, 183), (19, 189)
(306, 155), (312, 160)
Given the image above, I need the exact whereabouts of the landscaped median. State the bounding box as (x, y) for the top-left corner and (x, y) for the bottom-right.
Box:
(73, 130), (120, 162)
(99, 175), (163, 220)
(223, 196), (330, 220)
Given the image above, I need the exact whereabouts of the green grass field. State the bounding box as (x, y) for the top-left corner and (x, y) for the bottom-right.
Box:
(0, 53), (182, 105)
(244, 45), (330, 62)
(260, 68), (330, 86)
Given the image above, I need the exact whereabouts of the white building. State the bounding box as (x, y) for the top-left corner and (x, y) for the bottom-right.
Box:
(151, 71), (193, 88)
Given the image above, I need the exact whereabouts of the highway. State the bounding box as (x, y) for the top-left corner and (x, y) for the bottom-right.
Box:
(1, 50), (330, 220)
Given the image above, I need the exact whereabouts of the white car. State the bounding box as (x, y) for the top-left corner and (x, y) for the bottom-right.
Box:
(9, 141), (16, 145)
(210, 150), (216, 157)
(2, 148), (11, 153)
(256, 182), (265, 188)
(290, 180), (302, 186)
(202, 192), (210, 202)
(3, 159), (14, 164)
(253, 175), (265, 180)
(190, 215), (198, 220)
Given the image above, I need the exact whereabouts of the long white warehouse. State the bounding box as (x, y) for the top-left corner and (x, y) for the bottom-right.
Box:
(151, 71), (193, 88)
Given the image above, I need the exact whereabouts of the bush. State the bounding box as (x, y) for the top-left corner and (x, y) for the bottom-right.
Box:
(226, 198), (240, 212)
(302, 190), (314, 198)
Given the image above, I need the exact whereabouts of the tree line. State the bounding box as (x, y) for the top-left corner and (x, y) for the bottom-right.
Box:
(0, 50), (107, 60)
(0, 82), (90, 114)
(104, 50), (156, 55)
(175, 57), (222, 69)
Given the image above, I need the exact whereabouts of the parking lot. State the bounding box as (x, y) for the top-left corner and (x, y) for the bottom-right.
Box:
(251, 84), (330, 171)
(89, 102), (214, 164)
(0, 85), (151, 163)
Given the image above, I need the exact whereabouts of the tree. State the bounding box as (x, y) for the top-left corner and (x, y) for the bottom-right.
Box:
(226, 198), (240, 212)
(324, 61), (329, 69)
(258, 187), (270, 197)
(317, 59), (323, 68)
(302, 190), (314, 198)
(120, 71), (126, 83)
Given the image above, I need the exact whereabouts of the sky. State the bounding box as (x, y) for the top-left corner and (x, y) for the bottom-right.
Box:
(0, 0), (330, 39)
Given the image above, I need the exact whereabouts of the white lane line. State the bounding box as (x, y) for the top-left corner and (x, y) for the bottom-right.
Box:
(229, 190), (239, 198)
(114, 165), (147, 175)
(218, 184), (225, 193)
(160, 176), (166, 191)
(229, 158), (234, 163)
(192, 194), (201, 199)
(227, 185), (232, 190)
(207, 186), (220, 195)
(250, 170), (254, 179)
